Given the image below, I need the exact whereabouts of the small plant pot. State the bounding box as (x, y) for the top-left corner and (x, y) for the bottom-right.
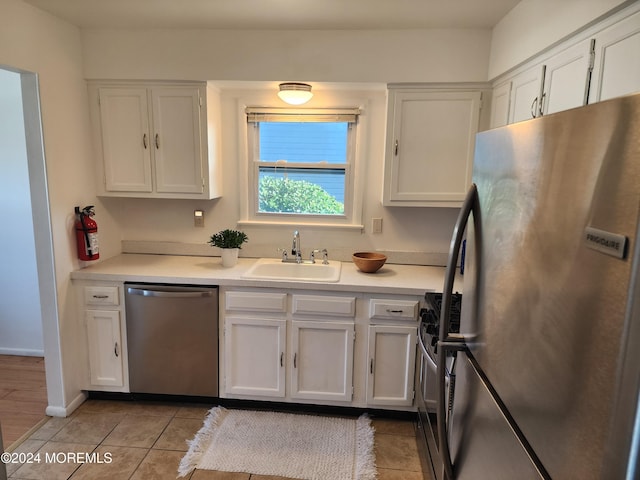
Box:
(221, 248), (239, 268)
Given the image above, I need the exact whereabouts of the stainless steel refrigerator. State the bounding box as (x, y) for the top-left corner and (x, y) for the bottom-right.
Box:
(436, 93), (640, 479)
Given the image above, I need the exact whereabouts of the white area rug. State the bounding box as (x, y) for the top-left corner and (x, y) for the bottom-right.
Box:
(178, 407), (377, 480)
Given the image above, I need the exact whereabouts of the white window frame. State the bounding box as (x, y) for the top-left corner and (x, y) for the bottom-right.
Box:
(240, 107), (365, 229)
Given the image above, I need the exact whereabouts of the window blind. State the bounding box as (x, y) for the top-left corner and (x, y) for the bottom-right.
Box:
(246, 107), (360, 123)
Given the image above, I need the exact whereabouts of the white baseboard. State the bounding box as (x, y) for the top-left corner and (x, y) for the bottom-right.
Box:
(45, 391), (87, 418)
(0, 347), (44, 357)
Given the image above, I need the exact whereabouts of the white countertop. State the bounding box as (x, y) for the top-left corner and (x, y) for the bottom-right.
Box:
(71, 254), (462, 295)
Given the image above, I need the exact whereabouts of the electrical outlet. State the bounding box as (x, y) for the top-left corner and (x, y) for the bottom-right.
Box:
(194, 210), (205, 227)
(372, 217), (383, 234)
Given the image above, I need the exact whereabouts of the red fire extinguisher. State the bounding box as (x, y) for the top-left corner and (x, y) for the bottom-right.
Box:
(75, 206), (99, 261)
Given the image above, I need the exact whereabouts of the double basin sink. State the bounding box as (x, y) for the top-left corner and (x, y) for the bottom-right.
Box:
(242, 258), (341, 282)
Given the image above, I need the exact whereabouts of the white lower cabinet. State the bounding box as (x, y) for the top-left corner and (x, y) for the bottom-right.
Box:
(222, 289), (356, 404)
(221, 287), (420, 411)
(78, 282), (129, 392)
(86, 309), (124, 388)
(366, 325), (417, 406)
(224, 316), (286, 397)
(290, 320), (354, 402)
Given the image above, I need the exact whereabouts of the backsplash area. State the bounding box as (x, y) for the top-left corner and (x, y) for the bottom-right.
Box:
(121, 240), (449, 267)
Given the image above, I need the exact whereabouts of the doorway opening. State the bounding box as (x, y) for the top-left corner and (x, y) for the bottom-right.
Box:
(0, 65), (58, 447)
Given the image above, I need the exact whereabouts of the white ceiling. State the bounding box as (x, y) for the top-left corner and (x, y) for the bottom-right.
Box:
(22, 0), (522, 30)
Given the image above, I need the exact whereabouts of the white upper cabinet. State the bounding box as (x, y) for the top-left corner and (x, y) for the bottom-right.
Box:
(98, 88), (152, 193)
(151, 87), (205, 194)
(493, 39), (593, 126)
(89, 81), (222, 199)
(383, 86), (483, 208)
(489, 82), (511, 129)
(508, 64), (545, 124)
(589, 10), (640, 103)
(492, 5), (640, 126)
(541, 39), (593, 116)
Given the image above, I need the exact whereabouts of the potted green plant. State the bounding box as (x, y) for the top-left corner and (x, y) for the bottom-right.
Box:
(208, 229), (248, 267)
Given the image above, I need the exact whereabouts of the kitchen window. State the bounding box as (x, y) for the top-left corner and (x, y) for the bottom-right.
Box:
(245, 107), (362, 227)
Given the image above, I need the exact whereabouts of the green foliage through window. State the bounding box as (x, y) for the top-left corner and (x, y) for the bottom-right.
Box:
(258, 177), (344, 215)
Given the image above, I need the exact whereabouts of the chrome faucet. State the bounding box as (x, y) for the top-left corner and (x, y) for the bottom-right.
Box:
(292, 230), (302, 263)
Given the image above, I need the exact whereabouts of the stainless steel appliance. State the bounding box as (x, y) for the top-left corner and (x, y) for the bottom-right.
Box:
(417, 293), (461, 480)
(423, 93), (640, 479)
(125, 283), (219, 397)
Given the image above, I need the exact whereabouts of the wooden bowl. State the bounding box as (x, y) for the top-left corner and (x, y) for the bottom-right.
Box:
(352, 252), (387, 273)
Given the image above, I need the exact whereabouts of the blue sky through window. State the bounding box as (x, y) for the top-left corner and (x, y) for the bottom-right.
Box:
(259, 122), (348, 163)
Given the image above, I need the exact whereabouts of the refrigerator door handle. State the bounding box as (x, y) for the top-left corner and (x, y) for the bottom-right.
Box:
(437, 183), (479, 480)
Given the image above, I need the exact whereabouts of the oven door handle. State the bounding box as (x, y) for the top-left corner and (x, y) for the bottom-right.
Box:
(437, 183), (479, 480)
(417, 323), (430, 360)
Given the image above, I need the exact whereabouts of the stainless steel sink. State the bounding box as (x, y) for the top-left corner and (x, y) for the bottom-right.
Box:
(242, 258), (341, 282)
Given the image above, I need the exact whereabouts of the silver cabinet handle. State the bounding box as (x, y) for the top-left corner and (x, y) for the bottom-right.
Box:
(530, 97), (538, 118)
(155, 134), (160, 149)
(370, 358), (374, 374)
(92, 295), (109, 299)
(293, 353), (297, 368)
(114, 342), (119, 357)
(537, 65), (547, 117)
(394, 139), (398, 156)
(126, 287), (212, 298)
(143, 133), (148, 149)
(386, 309), (404, 313)
(280, 352), (284, 367)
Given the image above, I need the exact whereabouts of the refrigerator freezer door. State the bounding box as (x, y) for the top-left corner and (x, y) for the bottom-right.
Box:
(450, 354), (545, 480)
(466, 94), (640, 479)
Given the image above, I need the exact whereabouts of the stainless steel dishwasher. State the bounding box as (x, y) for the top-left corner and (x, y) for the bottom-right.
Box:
(125, 283), (218, 397)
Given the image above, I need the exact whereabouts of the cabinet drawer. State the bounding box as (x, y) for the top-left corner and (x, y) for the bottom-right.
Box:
(84, 286), (120, 306)
(225, 291), (287, 313)
(369, 299), (418, 321)
(292, 295), (356, 317)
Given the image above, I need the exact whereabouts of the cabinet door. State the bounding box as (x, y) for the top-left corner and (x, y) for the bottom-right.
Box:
(542, 39), (592, 115)
(86, 309), (124, 387)
(589, 10), (640, 103)
(224, 316), (286, 398)
(98, 88), (153, 192)
(366, 325), (416, 406)
(151, 87), (205, 194)
(290, 321), (354, 402)
(384, 90), (481, 207)
(489, 82), (511, 129)
(509, 65), (545, 123)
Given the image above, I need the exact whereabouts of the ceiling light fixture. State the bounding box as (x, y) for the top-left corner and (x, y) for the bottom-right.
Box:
(277, 82), (313, 105)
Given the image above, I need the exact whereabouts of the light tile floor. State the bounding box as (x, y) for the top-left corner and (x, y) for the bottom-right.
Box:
(5, 400), (426, 480)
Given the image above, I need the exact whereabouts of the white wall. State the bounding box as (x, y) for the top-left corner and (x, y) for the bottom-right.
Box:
(489, 0), (629, 79)
(83, 27), (494, 264)
(110, 85), (463, 265)
(82, 28), (492, 83)
(0, 0), (123, 414)
(0, 68), (43, 356)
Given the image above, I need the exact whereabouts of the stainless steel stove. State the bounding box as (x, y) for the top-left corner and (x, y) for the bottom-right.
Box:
(416, 292), (462, 480)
